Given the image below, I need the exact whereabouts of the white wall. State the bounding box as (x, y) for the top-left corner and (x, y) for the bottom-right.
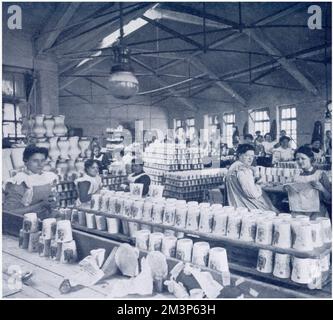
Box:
(59, 78), (169, 139)
(163, 82), (331, 147)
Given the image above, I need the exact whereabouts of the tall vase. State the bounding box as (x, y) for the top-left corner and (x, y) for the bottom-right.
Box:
(78, 137), (91, 158)
(44, 115), (55, 138)
(35, 137), (50, 149)
(32, 114), (46, 138)
(53, 115), (68, 137)
(21, 117), (30, 137)
(67, 159), (76, 170)
(48, 136), (60, 161)
(49, 160), (57, 170)
(11, 147), (25, 169)
(43, 160), (52, 172)
(28, 117), (35, 137)
(68, 136), (81, 161)
(75, 158), (85, 175)
(58, 137), (70, 160)
(56, 159), (69, 176)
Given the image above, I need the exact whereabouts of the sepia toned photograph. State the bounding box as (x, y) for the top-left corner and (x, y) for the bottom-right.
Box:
(1, 1), (332, 303)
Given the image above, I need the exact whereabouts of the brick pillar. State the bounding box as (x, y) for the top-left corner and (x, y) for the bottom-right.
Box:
(34, 54), (59, 115)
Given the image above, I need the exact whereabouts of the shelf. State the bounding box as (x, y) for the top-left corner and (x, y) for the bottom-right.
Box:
(78, 207), (332, 259)
(72, 223), (133, 244)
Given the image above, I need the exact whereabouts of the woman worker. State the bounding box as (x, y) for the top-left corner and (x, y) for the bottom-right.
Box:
(272, 136), (294, 164)
(285, 145), (331, 219)
(311, 139), (325, 162)
(91, 144), (111, 174)
(3, 145), (58, 218)
(225, 144), (277, 212)
(75, 159), (102, 206)
(122, 157), (151, 196)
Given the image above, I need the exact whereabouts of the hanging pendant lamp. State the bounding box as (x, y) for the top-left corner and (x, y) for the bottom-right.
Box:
(108, 3), (139, 99)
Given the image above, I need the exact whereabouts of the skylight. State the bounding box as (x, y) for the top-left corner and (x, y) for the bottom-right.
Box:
(76, 7), (160, 68)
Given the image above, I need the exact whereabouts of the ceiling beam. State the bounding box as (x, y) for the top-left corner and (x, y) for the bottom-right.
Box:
(85, 77), (108, 91)
(59, 3), (155, 90)
(141, 15), (204, 50)
(190, 56), (247, 106)
(35, 3), (81, 54)
(51, 3), (149, 55)
(244, 29), (319, 95)
(221, 44), (331, 81)
(153, 8), (228, 29)
(59, 61), (81, 75)
(62, 88), (91, 104)
(131, 57), (198, 111)
(163, 3), (240, 29)
(140, 12), (246, 105)
(156, 3), (307, 72)
(157, 32), (242, 72)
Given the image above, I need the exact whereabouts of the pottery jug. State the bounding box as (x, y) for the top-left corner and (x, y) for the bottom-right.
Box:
(44, 115), (55, 138)
(75, 158), (85, 174)
(10, 147), (25, 169)
(49, 160), (57, 170)
(32, 114), (46, 138)
(58, 137), (70, 160)
(28, 117), (35, 136)
(67, 159), (76, 171)
(48, 137), (60, 161)
(21, 117), (30, 137)
(78, 137), (91, 158)
(43, 161), (52, 172)
(68, 136), (81, 160)
(53, 115), (68, 137)
(35, 137), (50, 149)
(56, 159), (69, 176)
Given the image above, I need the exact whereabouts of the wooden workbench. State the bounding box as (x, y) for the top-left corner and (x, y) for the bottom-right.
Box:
(2, 234), (174, 299)
(3, 233), (331, 299)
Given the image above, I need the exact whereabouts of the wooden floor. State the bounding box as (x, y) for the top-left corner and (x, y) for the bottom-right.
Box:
(2, 234), (331, 299)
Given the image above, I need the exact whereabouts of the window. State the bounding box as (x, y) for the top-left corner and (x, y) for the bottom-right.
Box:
(174, 119), (182, 129)
(222, 113), (235, 147)
(185, 117), (196, 140)
(250, 109), (270, 136)
(208, 115), (219, 134)
(2, 71), (27, 141)
(208, 115), (221, 156)
(280, 106), (297, 149)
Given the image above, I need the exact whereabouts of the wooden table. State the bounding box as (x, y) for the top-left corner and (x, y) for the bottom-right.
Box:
(2, 235), (172, 299)
(3, 233), (331, 299)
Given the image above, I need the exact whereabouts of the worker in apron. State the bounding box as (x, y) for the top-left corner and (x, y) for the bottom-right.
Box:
(285, 145), (331, 220)
(3, 145), (58, 219)
(125, 157), (151, 196)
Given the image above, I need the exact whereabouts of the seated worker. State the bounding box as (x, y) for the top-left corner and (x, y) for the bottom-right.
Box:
(262, 133), (275, 156)
(311, 139), (325, 162)
(225, 144), (277, 212)
(273, 130), (287, 148)
(75, 159), (102, 206)
(123, 157), (151, 196)
(3, 145), (58, 218)
(272, 136), (294, 163)
(243, 134), (254, 146)
(91, 144), (111, 173)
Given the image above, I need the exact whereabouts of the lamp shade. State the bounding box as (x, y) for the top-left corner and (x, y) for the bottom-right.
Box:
(108, 71), (139, 99)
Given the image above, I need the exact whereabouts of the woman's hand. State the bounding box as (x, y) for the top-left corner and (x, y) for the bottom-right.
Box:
(255, 177), (263, 185)
(120, 183), (130, 192)
(310, 180), (325, 192)
(42, 194), (57, 209)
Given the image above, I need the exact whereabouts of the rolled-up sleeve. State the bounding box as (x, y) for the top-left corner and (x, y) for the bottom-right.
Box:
(237, 169), (262, 199)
